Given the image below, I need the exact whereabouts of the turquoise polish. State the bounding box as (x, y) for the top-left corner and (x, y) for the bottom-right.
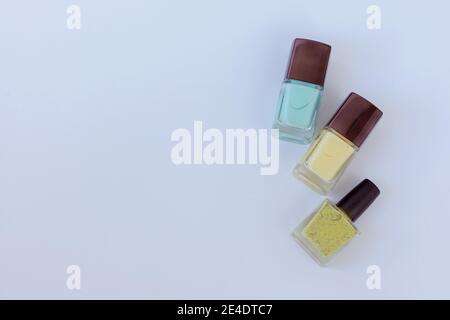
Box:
(273, 38), (331, 144)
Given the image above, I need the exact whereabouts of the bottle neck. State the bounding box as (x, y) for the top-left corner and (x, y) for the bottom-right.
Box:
(284, 79), (323, 91)
(324, 127), (359, 151)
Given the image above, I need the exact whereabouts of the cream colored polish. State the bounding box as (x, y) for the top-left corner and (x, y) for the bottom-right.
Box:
(294, 128), (357, 194)
(293, 93), (383, 194)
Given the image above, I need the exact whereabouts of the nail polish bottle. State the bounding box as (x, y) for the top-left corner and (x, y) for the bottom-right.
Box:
(273, 38), (331, 144)
(293, 93), (383, 194)
(293, 179), (380, 266)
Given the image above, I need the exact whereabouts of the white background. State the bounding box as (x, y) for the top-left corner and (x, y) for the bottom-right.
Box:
(0, 0), (449, 299)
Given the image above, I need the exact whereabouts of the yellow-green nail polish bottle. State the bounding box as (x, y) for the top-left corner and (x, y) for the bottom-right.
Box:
(293, 179), (380, 266)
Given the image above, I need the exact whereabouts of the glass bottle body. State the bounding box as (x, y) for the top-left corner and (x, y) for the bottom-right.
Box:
(273, 79), (322, 144)
(292, 200), (358, 266)
(293, 127), (358, 194)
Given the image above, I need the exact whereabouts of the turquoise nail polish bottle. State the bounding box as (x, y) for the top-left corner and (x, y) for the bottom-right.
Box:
(273, 39), (331, 144)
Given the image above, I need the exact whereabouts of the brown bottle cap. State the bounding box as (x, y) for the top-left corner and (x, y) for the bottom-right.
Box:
(336, 179), (380, 222)
(327, 93), (383, 148)
(285, 38), (331, 87)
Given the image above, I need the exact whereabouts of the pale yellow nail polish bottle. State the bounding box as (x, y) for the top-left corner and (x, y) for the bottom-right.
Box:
(293, 93), (382, 194)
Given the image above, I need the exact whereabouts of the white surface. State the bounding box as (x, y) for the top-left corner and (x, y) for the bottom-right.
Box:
(0, 0), (449, 299)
